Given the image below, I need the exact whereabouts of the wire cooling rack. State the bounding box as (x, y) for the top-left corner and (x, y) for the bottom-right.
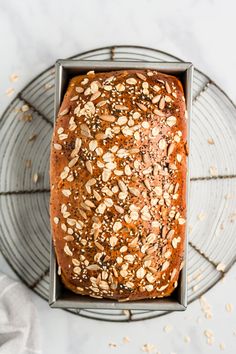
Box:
(0, 45), (236, 322)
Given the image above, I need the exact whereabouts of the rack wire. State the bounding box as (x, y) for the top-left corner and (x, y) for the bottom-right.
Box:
(0, 45), (236, 322)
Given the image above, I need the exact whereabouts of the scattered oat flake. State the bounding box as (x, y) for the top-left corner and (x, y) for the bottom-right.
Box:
(6, 87), (15, 96)
(209, 166), (218, 176)
(207, 138), (215, 145)
(28, 134), (37, 142)
(141, 343), (156, 353)
(225, 303), (233, 312)
(25, 160), (32, 168)
(123, 309), (130, 316)
(204, 329), (214, 338)
(184, 335), (191, 343)
(9, 73), (19, 82)
(45, 83), (52, 90)
(123, 336), (130, 344)
(33, 173), (39, 183)
(163, 325), (173, 333)
(197, 212), (206, 221)
(216, 263), (226, 272)
(21, 104), (29, 112)
(229, 212), (236, 223)
(219, 343), (225, 350)
(199, 295), (212, 319)
(109, 342), (117, 348)
(21, 113), (32, 122)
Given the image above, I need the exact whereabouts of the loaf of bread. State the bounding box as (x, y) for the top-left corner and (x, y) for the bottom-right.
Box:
(50, 69), (187, 301)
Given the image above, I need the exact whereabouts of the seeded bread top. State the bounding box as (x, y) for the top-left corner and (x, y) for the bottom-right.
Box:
(50, 69), (187, 301)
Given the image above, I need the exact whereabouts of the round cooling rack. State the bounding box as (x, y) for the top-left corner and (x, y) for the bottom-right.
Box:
(0, 45), (236, 322)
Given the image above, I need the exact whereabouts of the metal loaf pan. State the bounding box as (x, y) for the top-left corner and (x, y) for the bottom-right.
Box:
(49, 60), (193, 311)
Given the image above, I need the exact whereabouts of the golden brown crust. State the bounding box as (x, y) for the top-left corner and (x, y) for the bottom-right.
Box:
(50, 69), (187, 301)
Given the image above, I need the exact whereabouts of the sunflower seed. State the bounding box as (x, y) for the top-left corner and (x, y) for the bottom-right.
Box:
(115, 105), (129, 111)
(118, 180), (127, 193)
(146, 233), (156, 244)
(159, 96), (165, 110)
(102, 168), (111, 182)
(96, 100), (107, 107)
(167, 230), (175, 239)
(154, 108), (165, 117)
(152, 95), (161, 104)
(114, 205), (124, 214)
(165, 81), (172, 94)
(70, 95), (79, 101)
(144, 179), (151, 190)
(90, 91), (101, 101)
(126, 78), (137, 85)
(99, 115), (116, 122)
(85, 160), (93, 174)
(128, 187), (140, 197)
(33, 173), (39, 184)
(162, 261), (169, 271)
(60, 166), (69, 179)
(167, 143), (175, 156)
(78, 208), (87, 219)
(68, 156), (79, 168)
(87, 264), (100, 271)
(86, 178), (96, 187)
(136, 72), (146, 81)
(93, 190), (101, 201)
(59, 108), (69, 116)
(84, 200), (96, 208)
(95, 241), (104, 251)
(136, 102), (147, 112)
(71, 138), (82, 157)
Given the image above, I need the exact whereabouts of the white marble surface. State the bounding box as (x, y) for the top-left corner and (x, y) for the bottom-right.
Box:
(0, 0), (236, 353)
